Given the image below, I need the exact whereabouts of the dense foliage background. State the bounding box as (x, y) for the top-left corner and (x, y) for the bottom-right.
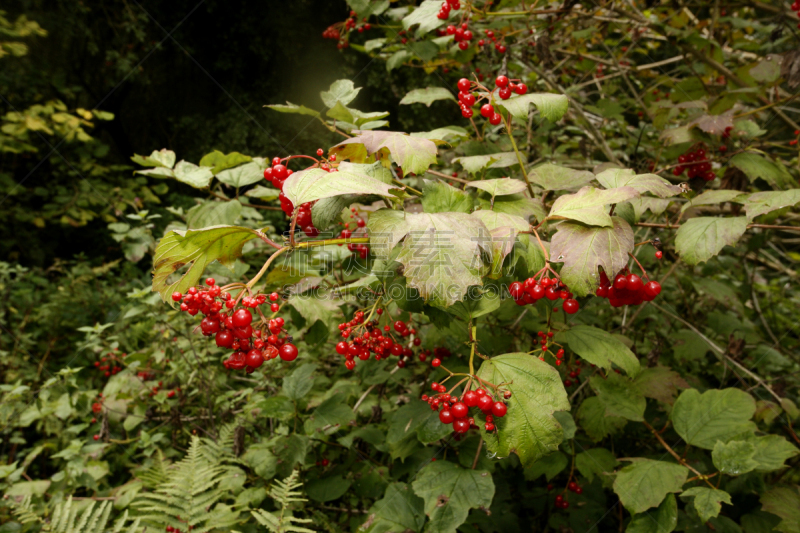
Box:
(2, 0), (800, 532)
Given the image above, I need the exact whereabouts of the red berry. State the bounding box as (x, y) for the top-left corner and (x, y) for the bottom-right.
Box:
(93, 435), (99, 441)
(463, 390), (479, 407)
(215, 330), (234, 348)
(480, 103), (494, 118)
(453, 419), (470, 433)
(491, 402), (507, 417)
(279, 343), (298, 362)
(431, 358), (441, 367)
(477, 394), (493, 412)
(655, 250), (663, 259)
(643, 281), (662, 299)
(489, 113), (502, 125)
(613, 274), (628, 290)
(563, 299), (579, 314)
(495, 75), (509, 88)
(171, 291), (182, 302)
(232, 309), (253, 328)
(246, 349), (265, 368)
(336, 342), (348, 355)
(451, 402), (468, 418)
(626, 273), (643, 292)
(439, 409), (454, 424)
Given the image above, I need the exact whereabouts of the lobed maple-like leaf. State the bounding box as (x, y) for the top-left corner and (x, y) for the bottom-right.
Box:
(367, 209), (491, 306)
(549, 217), (634, 296)
(282, 167), (398, 206)
(528, 163), (595, 191)
(330, 130), (438, 177)
(595, 168), (682, 198)
(548, 186), (639, 227)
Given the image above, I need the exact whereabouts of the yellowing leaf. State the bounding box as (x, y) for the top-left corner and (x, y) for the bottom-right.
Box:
(548, 186), (639, 226)
(331, 130), (438, 177)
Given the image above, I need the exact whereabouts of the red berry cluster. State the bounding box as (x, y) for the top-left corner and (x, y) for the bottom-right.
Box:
(264, 156), (322, 238)
(562, 359), (583, 387)
(455, 75), (527, 121)
(790, 129), (799, 147)
(671, 146), (715, 181)
(93, 349), (125, 377)
(322, 11), (372, 48)
(509, 277), (580, 314)
(438, 22), (474, 51)
(436, 0), (461, 20)
(479, 29), (508, 52)
(171, 278), (298, 373)
(595, 269), (661, 307)
(420, 346), (451, 364)
(335, 207), (369, 259)
(335, 313), (418, 370)
(421, 385), (509, 434)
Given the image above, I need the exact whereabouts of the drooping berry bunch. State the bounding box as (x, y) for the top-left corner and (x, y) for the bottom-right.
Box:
(421, 384), (509, 434)
(509, 277), (581, 314)
(321, 10), (372, 48)
(440, 22), (474, 50)
(335, 207), (369, 259)
(171, 278), (298, 373)
(436, 0), (461, 20)
(263, 156), (324, 238)
(455, 75), (527, 120)
(562, 359), (584, 388)
(595, 268), (661, 307)
(93, 349), (125, 377)
(335, 311), (418, 370)
(671, 145), (715, 181)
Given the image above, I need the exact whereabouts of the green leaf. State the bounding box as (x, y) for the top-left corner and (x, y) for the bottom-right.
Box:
(411, 461), (494, 533)
(577, 396), (627, 442)
(360, 482), (425, 533)
(497, 92), (569, 122)
(346, 0), (390, 18)
(750, 56), (782, 83)
(680, 190), (744, 213)
(595, 168), (681, 198)
(320, 79), (361, 109)
(399, 87), (455, 106)
(711, 440), (758, 476)
(548, 186), (639, 226)
(549, 217), (634, 297)
(245, 185), (280, 200)
(283, 167), (397, 206)
(589, 373), (646, 422)
(729, 152), (794, 190)
(306, 475), (352, 502)
(186, 200), (242, 229)
(198, 150), (252, 174)
(411, 126), (470, 142)
(576, 448), (618, 483)
(452, 152), (519, 175)
(629, 198), (673, 220)
(680, 487), (732, 523)
(528, 163), (595, 191)
(484, 193), (546, 222)
(421, 180), (474, 213)
(760, 487), (800, 533)
(555, 325), (639, 377)
(466, 178), (528, 197)
(215, 161), (266, 188)
(475, 353), (570, 467)
(471, 211), (530, 276)
(152, 226), (259, 302)
(367, 209), (491, 307)
(631, 366), (689, 405)
(386, 50), (412, 71)
(743, 190), (800, 221)
(265, 102), (320, 117)
(282, 363), (317, 401)
(514, 234), (547, 274)
(131, 148), (176, 169)
(674, 217), (748, 265)
(523, 451), (568, 481)
(626, 493), (678, 533)
(304, 394), (355, 434)
(671, 388), (757, 450)
(613, 459), (688, 514)
(331, 130), (438, 177)
(433, 290), (502, 321)
(747, 434), (800, 472)
(402, 0), (449, 36)
(172, 161), (214, 189)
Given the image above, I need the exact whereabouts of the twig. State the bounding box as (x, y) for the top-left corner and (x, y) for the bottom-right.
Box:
(472, 438), (484, 469)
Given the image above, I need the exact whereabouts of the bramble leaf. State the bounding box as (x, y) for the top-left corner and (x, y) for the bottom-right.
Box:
(613, 459), (688, 514)
(556, 325), (639, 377)
(671, 388), (756, 450)
(674, 217), (748, 265)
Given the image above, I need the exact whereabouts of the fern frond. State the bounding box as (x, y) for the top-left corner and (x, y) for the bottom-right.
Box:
(136, 449), (170, 488)
(8, 494), (44, 525)
(253, 470), (315, 533)
(132, 435), (241, 533)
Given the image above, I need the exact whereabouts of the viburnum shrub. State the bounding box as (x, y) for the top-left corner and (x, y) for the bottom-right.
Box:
(6, 1), (798, 532)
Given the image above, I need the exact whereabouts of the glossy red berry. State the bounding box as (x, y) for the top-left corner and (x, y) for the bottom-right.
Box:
(279, 343), (298, 362)
(232, 309), (253, 328)
(457, 78), (471, 92)
(215, 330), (234, 348)
(453, 419), (470, 433)
(477, 394), (493, 412)
(451, 402), (468, 418)
(491, 402), (507, 417)
(431, 358), (441, 367)
(439, 409), (454, 424)
(495, 75), (509, 88)
(171, 291), (182, 302)
(655, 250), (663, 259)
(463, 390), (479, 407)
(626, 273), (643, 292)
(563, 299), (579, 314)
(644, 281), (662, 298)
